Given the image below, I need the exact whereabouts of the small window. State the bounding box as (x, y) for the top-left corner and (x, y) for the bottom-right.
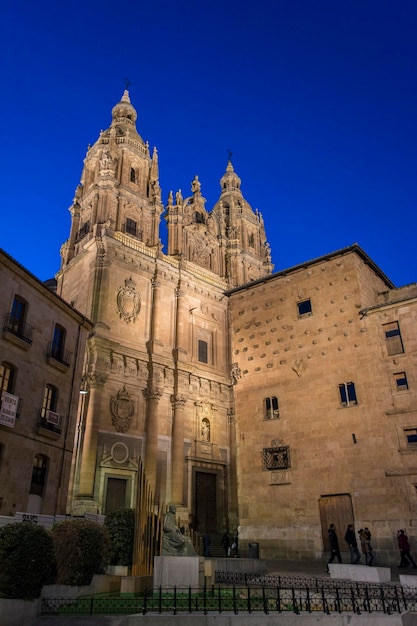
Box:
(265, 396), (279, 419)
(10, 296), (27, 334)
(30, 454), (48, 497)
(0, 362), (16, 394)
(130, 167), (137, 183)
(198, 340), (208, 364)
(41, 384), (58, 418)
(405, 429), (417, 445)
(394, 372), (408, 391)
(248, 233), (255, 248)
(5, 296), (33, 342)
(297, 299), (312, 318)
(339, 382), (357, 406)
(262, 446), (291, 470)
(125, 218), (137, 236)
(383, 322), (404, 356)
(51, 324), (66, 362)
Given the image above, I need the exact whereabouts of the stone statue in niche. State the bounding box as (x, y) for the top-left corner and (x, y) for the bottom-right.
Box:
(201, 418), (210, 442)
(162, 504), (197, 556)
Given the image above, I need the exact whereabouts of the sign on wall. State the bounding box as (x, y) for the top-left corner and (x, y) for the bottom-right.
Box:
(0, 392), (18, 428)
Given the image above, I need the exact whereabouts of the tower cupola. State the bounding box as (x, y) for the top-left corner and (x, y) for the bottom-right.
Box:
(111, 89), (138, 127)
(220, 160), (242, 195)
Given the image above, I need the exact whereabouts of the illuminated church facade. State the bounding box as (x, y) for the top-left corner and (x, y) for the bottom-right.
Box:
(57, 91), (417, 563)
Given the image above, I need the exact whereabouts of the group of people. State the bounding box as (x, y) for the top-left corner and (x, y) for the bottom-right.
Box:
(327, 523), (417, 571)
(327, 523), (373, 571)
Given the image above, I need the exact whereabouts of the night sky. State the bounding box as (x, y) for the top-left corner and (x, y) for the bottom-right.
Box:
(1, 0), (416, 286)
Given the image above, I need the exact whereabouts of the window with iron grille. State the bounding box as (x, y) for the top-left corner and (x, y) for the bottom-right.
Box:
(394, 372), (408, 391)
(339, 382), (357, 406)
(198, 340), (208, 364)
(265, 396), (279, 419)
(383, 321), (404, 356)
(262, 446), (291, 470)
(126, 218), (137, 236)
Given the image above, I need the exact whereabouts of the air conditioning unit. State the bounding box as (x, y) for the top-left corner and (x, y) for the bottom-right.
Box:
(46, 410), (60, 425)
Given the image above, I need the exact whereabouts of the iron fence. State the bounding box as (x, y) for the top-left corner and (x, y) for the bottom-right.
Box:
(41, 579), (417, 616)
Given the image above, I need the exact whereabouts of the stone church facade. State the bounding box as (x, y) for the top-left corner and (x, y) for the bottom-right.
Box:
(57, 91), (417, 562)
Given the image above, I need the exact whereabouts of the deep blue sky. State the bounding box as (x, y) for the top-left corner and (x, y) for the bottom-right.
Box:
(1, 0), (416, 286)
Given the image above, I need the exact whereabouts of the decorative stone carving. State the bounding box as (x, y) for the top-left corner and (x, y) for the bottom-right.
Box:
(117, 277), (141, 323)
(110, 386), (134, 433)
(231, 363), (242, 385)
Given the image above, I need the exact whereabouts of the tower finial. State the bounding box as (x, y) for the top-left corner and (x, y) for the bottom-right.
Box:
(124, 77), (131, 90)
(227, 148), (233, 161)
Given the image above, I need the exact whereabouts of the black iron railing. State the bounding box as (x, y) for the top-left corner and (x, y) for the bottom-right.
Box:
(3, 313), (34, 344)
(41, 579), (417, 616)
(47, 342), (72, 366)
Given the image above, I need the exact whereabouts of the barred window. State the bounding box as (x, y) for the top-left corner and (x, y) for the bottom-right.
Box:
(198, 340), (208, 364)
(297, 298), (312, 318)
(262, 446), (290, 471)
(126, 218), (137, 236)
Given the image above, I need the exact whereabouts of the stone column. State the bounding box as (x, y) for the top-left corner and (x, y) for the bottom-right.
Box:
(171, 394), (186, 505)
(76, 374), (105, 504)
(148, 273), (163, 353)
(143, 387), (161, 494)
(175, 283), (188, 362)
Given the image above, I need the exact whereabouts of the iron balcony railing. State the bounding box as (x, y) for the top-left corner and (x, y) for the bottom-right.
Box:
(47, 342), (72, 367)
(3, 313), (34, 344)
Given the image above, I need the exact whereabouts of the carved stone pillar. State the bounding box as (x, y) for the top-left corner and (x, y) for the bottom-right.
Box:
(175, 284), (188, 362)
(171, 394), (186, 505)
(143, 387), (161, 494)
(148, 273), (163, 352)
(77, 374), (106, 498)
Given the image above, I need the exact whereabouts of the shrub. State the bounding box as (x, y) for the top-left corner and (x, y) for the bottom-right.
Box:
(0, 522), (56, 599)
(51, 519), (110, 586)
(104, 508), (135, 567)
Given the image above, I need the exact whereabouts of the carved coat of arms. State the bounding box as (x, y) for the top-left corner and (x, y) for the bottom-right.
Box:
(110, 387), (134, 433)
(117, 277), (141, 322)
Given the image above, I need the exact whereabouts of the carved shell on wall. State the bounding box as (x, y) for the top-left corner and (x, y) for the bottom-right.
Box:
(117, 277), (141, 323)
(110, 386), (134, 433)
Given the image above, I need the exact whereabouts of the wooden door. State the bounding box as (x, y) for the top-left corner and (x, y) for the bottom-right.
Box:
(319, 494), (354, 551)
(194, 472), (217, 532)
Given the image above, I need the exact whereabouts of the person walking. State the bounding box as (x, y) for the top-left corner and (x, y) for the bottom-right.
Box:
(221, 531), (230, 557)
(345, 524), (361, 564)
(326, 523), (342, 572)
(358, 528), (373, 565)
(397, 529), (417, 568)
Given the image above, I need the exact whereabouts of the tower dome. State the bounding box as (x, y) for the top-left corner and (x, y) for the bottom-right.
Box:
(220, 160), (242, 194)
(111, 89), (138, 126)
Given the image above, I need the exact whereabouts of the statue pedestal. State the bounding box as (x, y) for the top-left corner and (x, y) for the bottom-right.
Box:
(153, 556), (204, 589)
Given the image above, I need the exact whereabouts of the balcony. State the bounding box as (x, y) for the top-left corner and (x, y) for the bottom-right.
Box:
(37, 410), (62, 439)
(47, 342), (72, 368)
(3, 313), (34, 345)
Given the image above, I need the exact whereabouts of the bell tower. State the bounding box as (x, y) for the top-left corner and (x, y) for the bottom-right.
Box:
(61, 90), (163, 272)
(212, 160), (273, 287)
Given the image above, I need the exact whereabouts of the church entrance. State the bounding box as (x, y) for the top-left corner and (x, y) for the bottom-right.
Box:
(194, 471), (217, 532)
(319, 493), (354, 552)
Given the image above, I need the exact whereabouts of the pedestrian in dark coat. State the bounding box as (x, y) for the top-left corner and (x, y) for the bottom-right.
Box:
(326, 523), (342, 572)
(397, 530), (417, 568)
(345, 524), (361, 564)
